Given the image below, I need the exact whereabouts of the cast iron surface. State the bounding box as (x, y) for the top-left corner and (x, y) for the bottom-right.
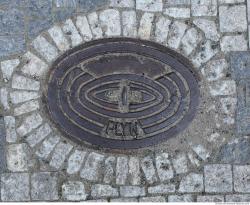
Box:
(46, 38), (200, 149)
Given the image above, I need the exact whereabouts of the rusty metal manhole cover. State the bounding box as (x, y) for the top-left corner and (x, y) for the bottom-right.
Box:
(46, 38), (199, 149)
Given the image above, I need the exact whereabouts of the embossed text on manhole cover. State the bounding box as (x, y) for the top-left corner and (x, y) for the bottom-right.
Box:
(46, 38), (199, 149)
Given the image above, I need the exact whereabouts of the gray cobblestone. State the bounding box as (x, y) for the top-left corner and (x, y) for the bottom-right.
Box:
(62, 19), (83, 46)
(128, 157), (141, 185)
(141, 156), (158, 184)
(4, 116), (17, 143)
(76, 15), (93, 42)
(28, 18), (53, 38)
(191, 0), (217, 16)
(103, 156), (116, 184)
(197, 195), (224, 202)
(91, 184), (119, 198)
(0, 36), (25, 57)
(122, 10), (137, 38)
(12, 74), (40, 91)
(148, 183), (175, 194)
(172, 153), (188, 174)
(1, 173), (30, 202)
(67, 150), (86, 175)
(49, 141), (73, 169)
(0, 87), (9, 110)
(179, 173), (204, 192)
(168, 194), (194, 202)
(226, 194), (250, 202)
(111, 198), (138, 202)
(17, 113), (43, 137)
(204, 164), (233, 193)
(219, 5), (247, 33)
(168, 21), (187, 49)
(36, 135), (60, 159)
(0, 117), (6, 173)
(136, 0), (163, 12)
(155, 153), (173, 181)
(62, 181), (88, 201)
(110, 0), (135, 8)
(14, 100), (39, 116)
(234, 165), (250, 193)
(0, 59), (19, 82)
(87, 12), (103, 39)
(154, 16), (171, 43)
(120, 186), (145, 198)
(31, 172), (58, 201)
(138, 12), (154, 39)
(80, 152), (104, 181)
(116, 156), (128, 185)
(139, 196), (166, 202)
(78, 0), (109, 12)
(7, 143), (32, 172)
(165, 8), (190, 18)
(10, 91), (40, 104)
(26, 123), (51, 147)
(221, 35), (248, 52)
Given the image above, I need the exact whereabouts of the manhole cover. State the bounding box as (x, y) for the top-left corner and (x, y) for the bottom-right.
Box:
(46, 38), (199, 149)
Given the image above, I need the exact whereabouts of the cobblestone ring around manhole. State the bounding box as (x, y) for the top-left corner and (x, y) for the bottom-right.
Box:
(46, 38), (200, 149)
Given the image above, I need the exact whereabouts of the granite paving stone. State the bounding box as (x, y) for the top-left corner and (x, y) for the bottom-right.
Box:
(204, 164), (233, 193)
(168, 195), (194, 202)
(1, 173), (30, 202)
(197, 195), (224, 202)
(0, 59), (19, 82)
(0, 36), (26, 57)
(4, 116), (17, 143)
(103, 156), (116, 184)
(67, 150), (86, 175)
(62, 181), (88, 201)
(233, 165), (250, 193)
(31, 172), (58, 201)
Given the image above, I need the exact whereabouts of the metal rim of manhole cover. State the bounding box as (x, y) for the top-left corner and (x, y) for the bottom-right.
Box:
(46, 38), (200, 149)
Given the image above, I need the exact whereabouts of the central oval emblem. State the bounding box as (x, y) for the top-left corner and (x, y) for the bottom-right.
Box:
(46, 38), (199, 149)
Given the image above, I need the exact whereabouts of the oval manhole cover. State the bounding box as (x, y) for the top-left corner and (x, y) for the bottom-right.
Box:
(46, 38), (200, 149)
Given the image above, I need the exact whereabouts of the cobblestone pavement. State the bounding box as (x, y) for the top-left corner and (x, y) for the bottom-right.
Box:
(1, 0), (250, 202)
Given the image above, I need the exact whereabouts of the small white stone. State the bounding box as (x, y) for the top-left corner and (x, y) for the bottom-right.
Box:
(168, 21), (187, 49)
(91, 184), (119, 198)
(221, 35), (247, 52)
(128, 157), (141, 185)
(87, 12), (103, 39)
(99, 9), (121, 37)
(80, 152), (104, 181)
(141, 156), (158, 184)
(49, 141), (73, 169)
(36, 135), (60, 159)
(0, 59), (19, 82)
(32, 36), (59, 63)
(187, 151), (201, 167)
(209, 80), (236, 96)
(10, 91), (40, 104)
(62, 19), (83, 47)
(103, 156), (116, 184)
(233, 165), (250, 192)
(62, 181), (88, 201)
(0, 87), (9, 110)
(154, 16), (171, 43)
(26, 123), (52, 147)
(156, 153), (174, 181)
(7, 143), (31, 172)
(179, 173), (204, 192)
(197, 195), (224, 202)
(148, 183), (175, 194)
(14, 100), (39, 116)
(172, 153), (188, 174)
(191, 0), (217, 16)
(12, 74), (40, 91)
(220, 97), (237, 115)
(191, 144), (210, 161)
(201, 59), (227, 82)
(120, 186), (145, 197)
(136, 0), (163, 12)
(140, 196), (166, 202)
(48, 25), (70, 52)
(122, 10), (137, 38)
(4, 116), (17, 143)
(181, 27), (202, 56)
(17, 113), (43, 137)
(165, 7), (190, 18)
(116, 156), (128, 185)
(138, 12), (154, 40)
(168, 195), (194, 202)
(110, 0), (135, 7)
(219, 5), (247, 33)
(67, 150), (86, 175)
(76, 16), (93, 42)
(193, 19), (219, 41)
(192, 41), (218, 67)
(205, 164), (233, 192)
